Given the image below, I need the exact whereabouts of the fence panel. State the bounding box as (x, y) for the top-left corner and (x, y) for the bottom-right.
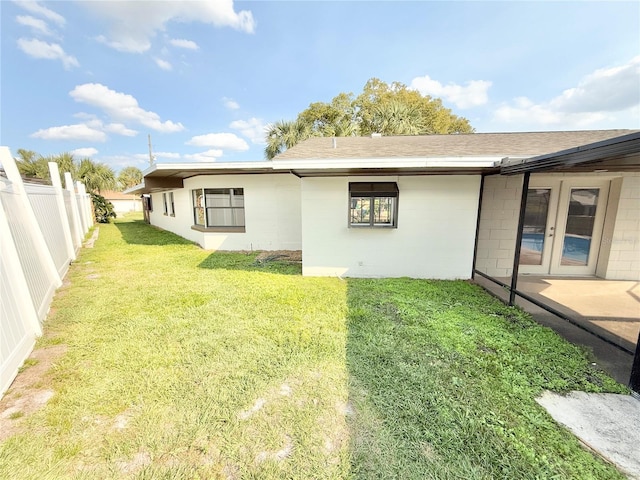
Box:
(0, 179), (56, 321)
(0, 146), (93, 397)
(0, 251), (36, 395)
(26, 183), (72, 278)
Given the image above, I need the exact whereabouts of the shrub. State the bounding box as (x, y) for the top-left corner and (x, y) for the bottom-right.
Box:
(91, 192), (116, 223)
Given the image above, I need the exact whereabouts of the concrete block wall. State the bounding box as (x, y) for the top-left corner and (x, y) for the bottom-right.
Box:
(475, 174), (523, 278)
(606, 173), (640, 280)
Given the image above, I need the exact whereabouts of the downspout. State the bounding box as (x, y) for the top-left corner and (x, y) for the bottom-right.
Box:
(471, 174), (486, 280)
(509, 172), (530, 306)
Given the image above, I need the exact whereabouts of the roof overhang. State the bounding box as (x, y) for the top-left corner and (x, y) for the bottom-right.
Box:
(126, 157), (504, 193)
(500, 132), (640, 175)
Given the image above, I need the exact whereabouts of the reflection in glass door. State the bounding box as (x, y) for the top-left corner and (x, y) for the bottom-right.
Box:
(520, 188), (551, 266)
(560, 188), (599, 266)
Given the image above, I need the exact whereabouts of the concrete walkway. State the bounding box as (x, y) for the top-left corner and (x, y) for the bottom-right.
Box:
(537, 391), (640, 479)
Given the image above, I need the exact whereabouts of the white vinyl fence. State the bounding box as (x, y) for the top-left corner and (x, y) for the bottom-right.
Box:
(1, 147), (93, 396)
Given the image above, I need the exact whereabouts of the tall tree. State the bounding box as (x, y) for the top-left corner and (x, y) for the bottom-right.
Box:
(117, 166), (143, 190)
(77, 158), (116, 193)
(265, 119), (314, 160)
(264, 78), (474, 159)
(15, 149), (49, 179)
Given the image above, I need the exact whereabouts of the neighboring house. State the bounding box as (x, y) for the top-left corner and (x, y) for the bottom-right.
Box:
(101, 190), (143, 214)
(128, 130), (639, 281)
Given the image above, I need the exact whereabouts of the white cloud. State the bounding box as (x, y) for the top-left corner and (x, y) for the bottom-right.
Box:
(184, 149), (224, 162)
(17, 38), (79, 69)
(133, 151), (182, 161)
(187, 133), (249, 151)
(71, 147), (99, 157)
(100, 154), (148, 170)
(155, 57), (172, 71)
(96, 34), (150, 54)
(104, 123), (138, 137)
(154, 152), (181, 159)
(230, 118), (268, 144)
(70, 83), (184, 133)
(31, 123), (107, 142)
(170, 38), (199, 50)
(84, 2), (255, 53)
(13, 1), (65, 27)
(410, 75), (492, 109)
(223, 97), (240, 110)
(16, 15), (56, 37)
(549, 56), (640, 113)
(493, 57), (640, 130)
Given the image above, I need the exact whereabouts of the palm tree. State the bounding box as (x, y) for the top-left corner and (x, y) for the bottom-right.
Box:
(15, 149), (49, 179)
(321, 118), (359, 137)
(117, 166), (143, 191)
(265, 119), (314, 160)
(77, 158), (116, 193)
(371, 101), (425, 136)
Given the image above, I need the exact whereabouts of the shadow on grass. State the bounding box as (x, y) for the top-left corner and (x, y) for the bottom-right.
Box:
(343, 278), (628, 479)
(114, 218), (196, 246)
(198, 251), (302, 275)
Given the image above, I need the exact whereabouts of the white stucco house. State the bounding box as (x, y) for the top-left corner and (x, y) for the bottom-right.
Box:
(128, 130), (639, 281)
(102, 190), (143, 214)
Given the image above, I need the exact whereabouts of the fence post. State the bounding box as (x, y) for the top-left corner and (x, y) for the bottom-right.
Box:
(77, 182), (93, 229)
(75, 181), (89, 234)
(0, 147), (61, 289)
(48, 162), (76, 262)
(65, 172), (83, 245)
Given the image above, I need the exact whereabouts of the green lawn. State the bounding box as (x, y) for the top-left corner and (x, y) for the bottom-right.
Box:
(0, 215), (628, 479)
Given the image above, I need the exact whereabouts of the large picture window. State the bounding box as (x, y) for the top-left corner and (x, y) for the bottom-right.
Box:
(349, 182), (398, 228)
(192, 188), (245, 231)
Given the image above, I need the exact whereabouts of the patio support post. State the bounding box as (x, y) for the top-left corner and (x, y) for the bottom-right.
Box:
(630, 331), (640, 396)
(471, 174), (486, 280)
(509, 172), (530, 306)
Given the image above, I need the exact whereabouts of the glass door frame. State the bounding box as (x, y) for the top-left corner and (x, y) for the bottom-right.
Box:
(549, 179), (610, 276)
(518, 179), (561, 275)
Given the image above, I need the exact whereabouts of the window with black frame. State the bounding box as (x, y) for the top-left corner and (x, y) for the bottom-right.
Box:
(349, 182), (398, 228)
(169, 192), (175, 216)
(192, 188), (245, 230)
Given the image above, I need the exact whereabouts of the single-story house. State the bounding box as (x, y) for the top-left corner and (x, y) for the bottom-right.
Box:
(128, 130), (639, 281)
(101, 190), (143, 214)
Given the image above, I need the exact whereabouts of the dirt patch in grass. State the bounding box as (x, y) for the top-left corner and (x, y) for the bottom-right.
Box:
(254, 250), (302, 263)
(0, 344), (67, 442)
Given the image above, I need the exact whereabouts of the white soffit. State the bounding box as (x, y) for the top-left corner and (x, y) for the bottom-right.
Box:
(272, 156), (503, 170)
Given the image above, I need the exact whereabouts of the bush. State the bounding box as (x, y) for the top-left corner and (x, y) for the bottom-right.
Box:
(91, 192), (116, 223)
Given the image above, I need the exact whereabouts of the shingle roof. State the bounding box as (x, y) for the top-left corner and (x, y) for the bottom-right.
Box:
(273, 130), (638, 160)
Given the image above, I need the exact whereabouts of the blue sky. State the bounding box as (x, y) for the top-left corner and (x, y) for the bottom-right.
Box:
(1, 1), (639, 172)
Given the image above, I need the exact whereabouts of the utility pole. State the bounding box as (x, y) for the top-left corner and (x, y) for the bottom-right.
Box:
(148, 134), (154, 166)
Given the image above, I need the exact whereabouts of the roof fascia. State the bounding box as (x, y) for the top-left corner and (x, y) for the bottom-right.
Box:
(501, 132), (640, 175)
(272, 156), (504, 170)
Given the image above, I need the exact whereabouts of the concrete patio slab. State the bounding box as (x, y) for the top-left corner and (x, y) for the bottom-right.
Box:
(537, 391), (640, 479)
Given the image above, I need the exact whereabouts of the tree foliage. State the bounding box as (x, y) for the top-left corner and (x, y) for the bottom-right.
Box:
(117, 166), (143, 191)
(14, 151), (117, 193)
(265, 78), (474, 159)
(90, 191), (116, 223)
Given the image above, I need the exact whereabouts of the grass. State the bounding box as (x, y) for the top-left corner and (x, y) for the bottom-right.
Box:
(0, 214), (628, 479)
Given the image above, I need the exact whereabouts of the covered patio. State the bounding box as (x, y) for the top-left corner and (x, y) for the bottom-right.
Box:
(473, 132), (640, 392)
(474, 275), (638, 384)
